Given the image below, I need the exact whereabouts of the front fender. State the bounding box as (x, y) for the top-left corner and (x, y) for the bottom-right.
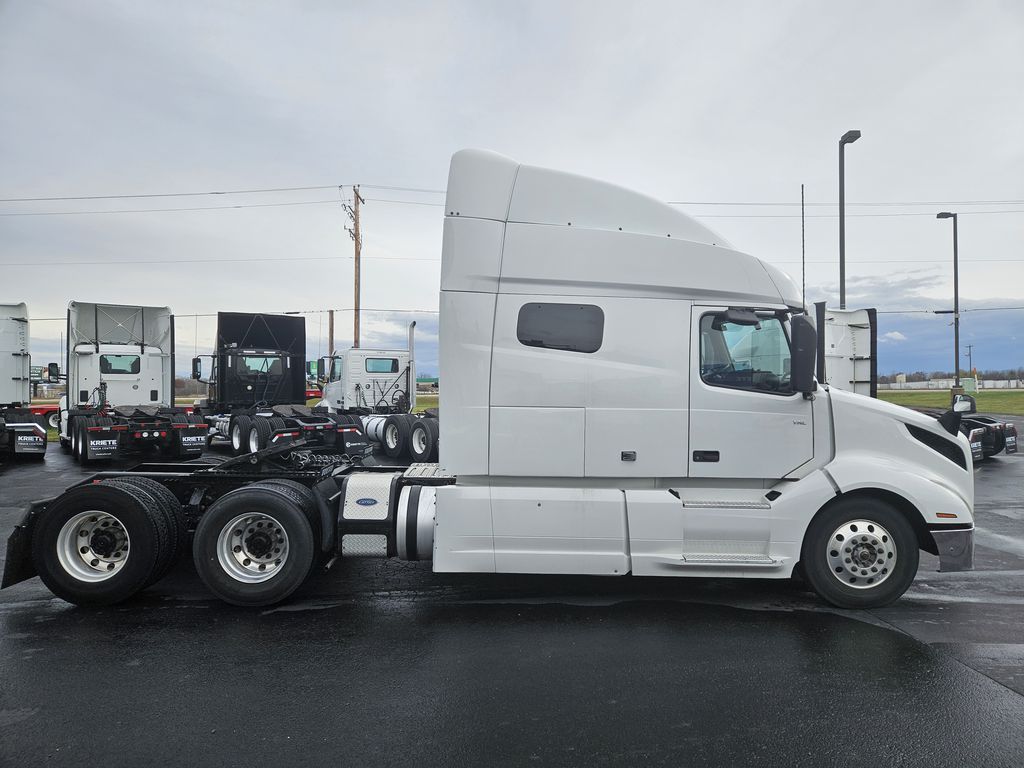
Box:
(824, 452), (973, 525)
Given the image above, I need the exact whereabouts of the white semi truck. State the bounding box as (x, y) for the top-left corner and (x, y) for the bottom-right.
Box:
(0, 303), (49, 460)
(3, 150), (975, 610)
(316, 322), (439, 462)
(59, 302), (207, 464)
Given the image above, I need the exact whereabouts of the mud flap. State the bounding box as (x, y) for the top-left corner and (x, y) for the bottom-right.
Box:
(12, 429), (46, 456)
(85, 431), (119, 460)
(1, 499), (54, 588)
(177, 429), (207, 457)
(967, 428), (985, 463)
(1005, 424), (1017, 455)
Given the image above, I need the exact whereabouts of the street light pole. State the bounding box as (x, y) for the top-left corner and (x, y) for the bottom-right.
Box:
(838, 129), (862, 310)
(937, 212), (960, 387)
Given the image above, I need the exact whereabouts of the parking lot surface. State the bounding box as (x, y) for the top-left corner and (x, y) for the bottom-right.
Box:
(2, 439), (1023, 766)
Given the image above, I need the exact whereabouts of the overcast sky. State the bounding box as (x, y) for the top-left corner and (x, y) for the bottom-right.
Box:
(1, 0), (1022, 375)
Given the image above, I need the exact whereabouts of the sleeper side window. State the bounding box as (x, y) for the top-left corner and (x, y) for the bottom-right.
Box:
(699, 312), (793, 394)
(516, 303), (604, 354)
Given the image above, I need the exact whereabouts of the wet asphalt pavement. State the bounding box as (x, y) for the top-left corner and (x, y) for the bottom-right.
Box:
(2, 430), (1023, 766)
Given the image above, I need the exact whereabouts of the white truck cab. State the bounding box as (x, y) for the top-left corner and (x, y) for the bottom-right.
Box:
(319, 346), (415, 414)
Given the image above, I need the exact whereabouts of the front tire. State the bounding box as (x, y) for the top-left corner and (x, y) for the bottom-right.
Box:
(801, 497), (919, 609)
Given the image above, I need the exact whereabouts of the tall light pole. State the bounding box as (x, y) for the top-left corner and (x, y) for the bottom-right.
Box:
(838, 129), (861, 309)
(937, 211), (960, 387)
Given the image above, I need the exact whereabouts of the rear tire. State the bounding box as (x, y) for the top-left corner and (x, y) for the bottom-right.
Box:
(801, 497), (919, 609)
(192, 485), (315, 607)
(30, 484), (164, 605)
(231, 415), (253, 455)
(104, 477), (186, 576)
(382, 414), (410, 459)
(409, 419), (434, 462)
(425, 418), (440, 462)
(248, 417), (272, 453)
(47, 410), (61, 431)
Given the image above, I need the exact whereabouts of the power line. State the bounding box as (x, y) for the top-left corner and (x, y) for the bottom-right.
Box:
(690, 209), (1024, 219)
(877, 306), (1024, 314)
(0, 199), (343, 216)
(1, 180), (1019, 208)
(668, 199), (1024, 207)
(0, 185), (344, 202)
(2, 255), (441, 267)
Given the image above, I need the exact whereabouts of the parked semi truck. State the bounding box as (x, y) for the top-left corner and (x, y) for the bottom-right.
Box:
(3, 150), (977, 610)
(0, 303), (49, 460)
(316, 322), (439, 462)
(816, 303), (1016, 460)
(58, 302), (208, 465)
(192, 312), (371, 464)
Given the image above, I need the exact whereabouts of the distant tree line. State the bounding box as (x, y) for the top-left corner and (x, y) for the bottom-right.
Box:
(878, 368), (1024, 383)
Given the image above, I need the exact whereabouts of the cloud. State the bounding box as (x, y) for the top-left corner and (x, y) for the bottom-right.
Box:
(881, 330), (907, 342)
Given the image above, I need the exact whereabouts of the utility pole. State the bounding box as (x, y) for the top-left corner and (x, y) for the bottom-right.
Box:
(328, 309), (335, 357)
(964, 344), (973, 378)
(345, 186), (365, 348)
(937, 212), (960, 388)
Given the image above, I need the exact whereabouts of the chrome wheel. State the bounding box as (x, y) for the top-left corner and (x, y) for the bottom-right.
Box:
(827, 519), (897, 589)
(385, 423), (399, 450)
(57, 511), (130, 582)
(248, 428), (260, 454)
(216, 512), (289, 583)
(231, 423), (243, 452)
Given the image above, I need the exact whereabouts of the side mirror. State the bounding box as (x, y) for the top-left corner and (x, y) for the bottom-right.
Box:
(712, 308), (761, 330)
(316, 357), (326, 380)
(47, 362), (60, 383)
(953, 393), (976, 414)
(790, 315), (817, 394)
(191, 357), (202, 380)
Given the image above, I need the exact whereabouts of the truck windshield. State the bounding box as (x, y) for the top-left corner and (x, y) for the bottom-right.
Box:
(99, 355), (141, 375)
(699, 313), (792, 394)
(236, 356), (285, 376)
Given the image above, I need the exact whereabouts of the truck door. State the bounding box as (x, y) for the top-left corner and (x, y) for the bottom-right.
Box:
(688, 306), (813, 479)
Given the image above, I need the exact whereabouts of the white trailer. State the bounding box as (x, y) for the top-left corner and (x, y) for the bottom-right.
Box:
(59, 302), (207, 464)
(5, 150), (975, 610)
(0, 303), (48, 460)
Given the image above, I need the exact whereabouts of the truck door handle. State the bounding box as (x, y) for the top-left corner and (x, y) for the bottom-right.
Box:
(693, 450), (720, 463)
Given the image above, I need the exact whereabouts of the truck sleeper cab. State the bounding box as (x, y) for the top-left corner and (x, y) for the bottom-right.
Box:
(2, 150), (975, 610)
(192, 312), (372, 462)
(58, 303), (207, 464)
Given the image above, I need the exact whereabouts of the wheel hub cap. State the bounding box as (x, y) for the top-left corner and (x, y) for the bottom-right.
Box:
(57, 511), (131, 582)
(826, 519), (897, 589)
(217, 512), (289, 583)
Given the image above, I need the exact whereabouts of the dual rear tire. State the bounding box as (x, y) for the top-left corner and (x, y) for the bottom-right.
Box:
(30, 479), (186, 605)
(192, 481), (319, 606)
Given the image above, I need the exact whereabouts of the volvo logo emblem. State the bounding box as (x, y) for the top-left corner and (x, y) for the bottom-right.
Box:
(356, 498), (378, 507)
